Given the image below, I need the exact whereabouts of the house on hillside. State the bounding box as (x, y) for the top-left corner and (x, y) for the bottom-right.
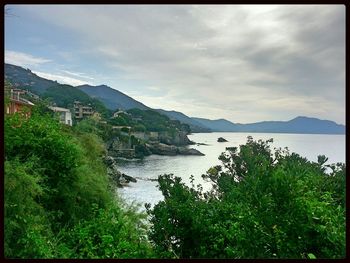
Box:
(49, 106), (72, 126)
(74, 100), (94, 119)
(131, 131), (147, 140)
(92, 112), (102, 120)
(24, 89), (40, 100)
(112, 109), (130, 118)
(130, 131), (159, 141)
(132, 116), (143, 122)
(149, 131), (159, 139)
(112, 126), (132, 134)
(5, 88), (35, 118)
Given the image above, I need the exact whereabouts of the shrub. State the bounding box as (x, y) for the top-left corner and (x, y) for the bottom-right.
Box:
(57, 204), (155, 259)
(147, 137), (346, 259)
(5, 108), (155, 258)
(4, 159), (55, 258)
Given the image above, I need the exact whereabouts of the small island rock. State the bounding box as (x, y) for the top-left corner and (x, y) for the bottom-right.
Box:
(146, 142), (204, 156)
(217, 137), (228, 142)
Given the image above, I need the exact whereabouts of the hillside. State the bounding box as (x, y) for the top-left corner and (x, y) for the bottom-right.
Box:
(77, 85), (211, 132)
(77, 84), (149, 111)
(5, 63), (110, 117)
(192, 117), (239, 132)
(155, 109), (210, 132)
(5, 63), (58, 94)
(43, 84), (111, 117)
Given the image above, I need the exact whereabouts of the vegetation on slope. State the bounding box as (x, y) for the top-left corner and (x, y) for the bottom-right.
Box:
(4, 86), (345, 259)
(42, 84), (112, 118)
(5, 63), (58, 94)
(4, 105), (154, 258)
(146, 137), (346, 259)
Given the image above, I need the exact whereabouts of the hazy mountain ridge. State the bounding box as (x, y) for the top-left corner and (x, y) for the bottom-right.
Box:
(155, 109), (211, 132)
(192, 118), (239, 131)
(193, 116), (345, 134)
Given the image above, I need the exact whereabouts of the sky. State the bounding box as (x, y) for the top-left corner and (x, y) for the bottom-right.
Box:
(5, 5), (345, 124)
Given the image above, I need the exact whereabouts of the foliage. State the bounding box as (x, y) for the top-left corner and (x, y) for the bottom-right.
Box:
(133, 124), (147, 132)
(4, 107), (154, 258)
(74, 116), (152, 158)
(4, 158), (56, 258)
(109, 116), (128, 126)
(57, 204), (155, 259)
(127, 108), (190, 133)
(5, 111), (83, 226)
(147, 137), (346, 259)
(73, 117), (119, 142)
(42, 84), (112, 118)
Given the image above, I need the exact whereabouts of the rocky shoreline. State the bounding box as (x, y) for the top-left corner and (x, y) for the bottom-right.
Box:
(105, 132), (205, 187)
(146, 142), (204, 156)
(104, 156), (137, 187)
(104, 140), (205, 187)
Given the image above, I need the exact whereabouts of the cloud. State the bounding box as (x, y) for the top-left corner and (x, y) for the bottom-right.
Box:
(10, 5), (345, 124)
(32, 70), (91, 86)
(5, 50), (51, 67)
(60, 69), (94, 80)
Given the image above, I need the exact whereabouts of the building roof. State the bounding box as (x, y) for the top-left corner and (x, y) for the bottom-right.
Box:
(112, 126), (132, 129)
(10, 97), (35, 106)
(49, 106), (71, 112)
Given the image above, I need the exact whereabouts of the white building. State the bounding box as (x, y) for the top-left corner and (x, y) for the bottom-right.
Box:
(49, 106), (72, 126)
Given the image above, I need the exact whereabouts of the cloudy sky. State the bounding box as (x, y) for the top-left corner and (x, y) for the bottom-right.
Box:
(5, 5), (345, 124)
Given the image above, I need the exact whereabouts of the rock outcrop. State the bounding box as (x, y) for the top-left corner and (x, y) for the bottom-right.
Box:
(103, 156), (137, 187)
(177, 147), (205, 156)
(146, 142), (204, 156)
(106, 138), (136, 159)
(147, 142), (178, 155)
(217, 137), (228, 142)
(196, 142), (209, 146)
(158, 131), (195, 146)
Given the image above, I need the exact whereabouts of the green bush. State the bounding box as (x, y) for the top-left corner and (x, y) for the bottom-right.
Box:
(147, 137), (346, 259)
(57, 204), (155, 259)
(5, 112), (82, 226)
(4, 159), (56, 258)
(4, 108), (154, 258)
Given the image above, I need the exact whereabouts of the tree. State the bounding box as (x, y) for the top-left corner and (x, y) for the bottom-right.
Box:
(147, 137), (345, 259)
(4, 106), (155, 258)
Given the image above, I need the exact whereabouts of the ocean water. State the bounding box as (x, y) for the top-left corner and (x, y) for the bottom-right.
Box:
(116, 132), (345, 208)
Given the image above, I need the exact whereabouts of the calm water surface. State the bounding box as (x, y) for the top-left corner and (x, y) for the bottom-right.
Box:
(117, 132), (345, 207)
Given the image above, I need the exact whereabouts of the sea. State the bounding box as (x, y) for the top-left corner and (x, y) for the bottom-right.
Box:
(116, 132), (346, 208)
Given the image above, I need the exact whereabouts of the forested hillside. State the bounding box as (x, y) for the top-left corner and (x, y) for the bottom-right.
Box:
(4, 104), (154, 258)
(42, 84), (111, 118)
(77, 84), (149, 110)
(5, 63), (58, 94)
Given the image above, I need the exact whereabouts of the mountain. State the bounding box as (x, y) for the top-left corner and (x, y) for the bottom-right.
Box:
(5, 64), (110, 116)
(155, 109), (210, 132)
(5, 63), (344, 134)
(5, 64), (148, 112)
(192, 117), (239, 132)
(77, 84), (149, 111)
(5, 63), (58, 94)
(245, 116), (345, 134)
(77, 84), (211, 132)
(192, 116), (345, 134)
